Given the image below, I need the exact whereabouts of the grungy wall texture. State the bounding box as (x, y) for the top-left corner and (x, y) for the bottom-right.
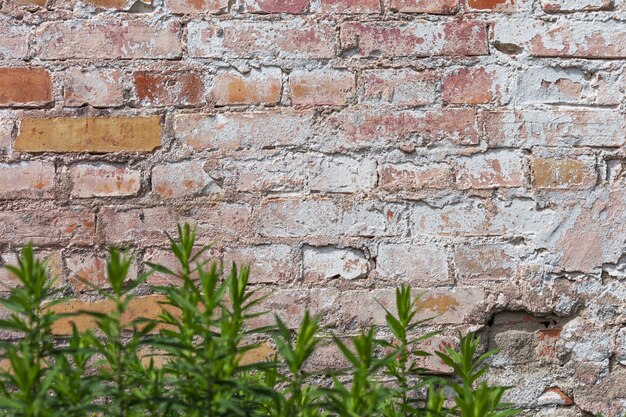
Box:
(1, 0), (626, 414)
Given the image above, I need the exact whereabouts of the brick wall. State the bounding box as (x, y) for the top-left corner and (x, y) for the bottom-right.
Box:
(1, 0), (625, 414)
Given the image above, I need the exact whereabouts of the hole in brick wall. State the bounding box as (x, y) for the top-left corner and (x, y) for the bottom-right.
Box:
(492, 41), (523, 55)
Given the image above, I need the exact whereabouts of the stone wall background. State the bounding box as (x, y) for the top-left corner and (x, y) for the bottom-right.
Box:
(1, 0), (626, 415)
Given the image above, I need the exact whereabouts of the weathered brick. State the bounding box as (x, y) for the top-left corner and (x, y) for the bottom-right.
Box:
(454, 244), (516, 281)
(66, 253), (137, 292)
(7, 0), (47, 7)
(379, 162), (452, 191)
(256, 198), (403, 238)
(541, 0), (612, 12)
(174, 111), (314, 151)
(164, 0), (228, 13)
(289, 69), (354, 106)
(0, 68), (52, 107)
(386, 0), (457, 13)
(319, 0), (380, 13)
(83, 0), (131, 9)
(0, 162), (55, 199)
(0, 207), (95, 246)
(443, 66), (506, 104)
(481, 110), (626, 148)
(455, 151), (524, 189)
(64, 68), (124, 108)
(0, 18), (29, 59)
(531, 155), (596, 190)
(243, 0), (309, 13)
(340, 21), (487, 58)
(143, 247), (221, 286)
(230, 154), (308, 192)
(99, 204), (251, 245)
(15, 116), (162, 153)
(303, 246), (368, 281)
(326, 109), (480, 148)
(212, 67), (281, 106)
(376, 242), (449, 286)
(223, 245), (300, 284)
(152, 160), (217, 198)
(134, 71), (204, 107)
(309, 156), (377, 193)
(359, 69), (437, 106)
(50, 295), (167, 334)
(516, 67), (600, 105)
(493, 20), (626, 58)
(70, 164), (141, 198)
(35, 20), (182, 60)
(0, 250), (62, 289)
(467, 0), (520, 11)
(0, 121), (12, 152)
(188, 20), (335, 59)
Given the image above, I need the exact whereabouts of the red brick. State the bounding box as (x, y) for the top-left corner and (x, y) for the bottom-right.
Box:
(0, 68), (52, 107)
(340, 21), (487, 58)
(467, 0), (518, 10)
(64, 68), (124, 108)
(0, 207), (95, 246)
(531, 155), (596, 190)
(326, 109), (480, 148)
(455, 151), (524, 189)
(175, 111), (314, 152)
(454, 244), (516, 281)
(379, 162), (452, 191)
(0, 162), (55, 199)
(223, 245), (300, 284)
(386, 0), (457, 13)
(493, 20), (626, 58)
(152, 160), (216, 198)
(15, 116), (162, 153)
(541, 0), (612, 12)
(443, 67), (505, 104)
(481, 110), (626, 149)
(35, 20), (182, 60)
(163, 0), (228, 13)
(289, 69), (354, 106)
(134, 71), (204, 107)
(359, 69), (438, 106)
(319, 0), (380, 13)
(244, 0), (309, 13)
(212, 67), (281, 106)
(70, 164), (141, 198)
(376, 242), (450, 286)
(66, 253), (136, 292)
(0, 19), (29, 59)
(188, 20), (335, 59)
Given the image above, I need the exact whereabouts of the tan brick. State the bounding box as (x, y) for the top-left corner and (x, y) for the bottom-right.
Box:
(379, 162), (452, 191)
(70, 164), (141, 197)
(289, 69), (354, 106)
(164, 0), (228, 13)
(83, 0), (129, 8)
(359, 69), (438, 106)
(376, 242), (450, 286)
(223, 245), (300, 284)
(531, 156), (597, 190)
(411, 288), (487, 325)
(152, 160), (216, 198)
(212, 67), (281, 106)
(0, 162), (55, 199)
(15, 116), (161, 153)
(64, 68), (124, 108)
(35, 20), (182, 60)
(0, 68), (52, 107)
(174, 111), (314, 152)
(0, 207), (95, 246)
(455, 151), (524, 189)
(386, 0), (457, 13)
(134, 71), (204, 107)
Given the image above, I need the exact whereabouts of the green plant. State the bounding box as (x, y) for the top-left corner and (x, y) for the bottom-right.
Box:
(436, 334), (519, 417)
